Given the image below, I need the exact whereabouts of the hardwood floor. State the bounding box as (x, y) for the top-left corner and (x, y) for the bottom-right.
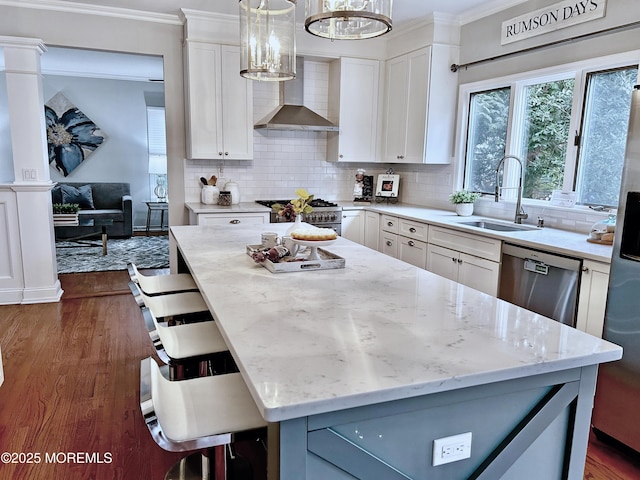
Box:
(0, 269), (639, 479)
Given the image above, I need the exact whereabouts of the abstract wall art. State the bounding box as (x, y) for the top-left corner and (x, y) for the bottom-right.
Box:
(45, 92), (106, 177)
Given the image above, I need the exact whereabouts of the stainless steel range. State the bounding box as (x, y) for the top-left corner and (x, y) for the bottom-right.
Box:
(255, 199), (342, 235)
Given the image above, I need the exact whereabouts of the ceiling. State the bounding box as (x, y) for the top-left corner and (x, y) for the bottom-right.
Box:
(31, 0), (528, 27)
(2, 0), (529, 81)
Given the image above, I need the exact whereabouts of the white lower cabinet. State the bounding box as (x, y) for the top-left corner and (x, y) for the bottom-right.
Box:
(427, 244), (500, 296)
(190, 212), (269, 226)
(342, 210), (365, 244)
(576, 260), (610, 338)
(379, 215), (429, 268)
(427, 226), (501, 296)
(380, 231), (398, 257)
(364, 211), (380, 250)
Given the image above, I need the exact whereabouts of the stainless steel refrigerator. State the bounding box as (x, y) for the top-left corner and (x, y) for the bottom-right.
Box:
(591, 84), (640, 451)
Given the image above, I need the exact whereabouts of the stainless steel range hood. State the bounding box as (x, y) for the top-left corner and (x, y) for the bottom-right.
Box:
(254, 58), (338, 132)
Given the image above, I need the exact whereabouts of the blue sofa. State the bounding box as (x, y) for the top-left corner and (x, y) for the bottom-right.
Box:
(53, 182), (133, 239)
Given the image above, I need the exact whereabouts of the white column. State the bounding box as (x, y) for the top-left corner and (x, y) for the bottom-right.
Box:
(1, 36), (62, 304)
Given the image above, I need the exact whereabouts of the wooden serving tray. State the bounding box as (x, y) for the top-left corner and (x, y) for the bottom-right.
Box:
(246, 244), (345, 273)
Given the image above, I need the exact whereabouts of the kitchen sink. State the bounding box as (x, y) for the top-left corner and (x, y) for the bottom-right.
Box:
(459, 219), (536, 232)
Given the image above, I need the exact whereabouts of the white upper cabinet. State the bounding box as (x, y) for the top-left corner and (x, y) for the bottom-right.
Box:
(327, 57), (381, 163)
(184, 42), (253, 160)
(382, 45), (458, 164)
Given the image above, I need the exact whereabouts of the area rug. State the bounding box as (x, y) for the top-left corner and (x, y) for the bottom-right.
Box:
(56, 235), (169, 274)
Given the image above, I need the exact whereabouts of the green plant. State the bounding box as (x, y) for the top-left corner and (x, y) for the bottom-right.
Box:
(449, 190), (481, 204)
(53, 203), (80, 214)
(272, 188), (314, 221)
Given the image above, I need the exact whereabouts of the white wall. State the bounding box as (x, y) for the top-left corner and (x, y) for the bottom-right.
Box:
(43, 75), (164, 228)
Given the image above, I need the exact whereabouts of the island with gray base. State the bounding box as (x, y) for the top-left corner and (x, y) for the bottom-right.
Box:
(171, 223), (622, 480)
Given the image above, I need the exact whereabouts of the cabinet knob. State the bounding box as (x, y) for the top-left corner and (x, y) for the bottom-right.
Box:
(218, 152), (223, 156)
(408, 240), (415, 247)
(339, 154), (344, 158)
(582, 266), (589, 273)
(458, 258), (463, 264)
(387, 221), (394, 227)
(229, 219), (241, 224)
(452, 257), (457, 262)
(224, 152), (229, 156)
(386, 240), (393, 246)
(409, 227), (416, 233)
(397, 155), (405, 159)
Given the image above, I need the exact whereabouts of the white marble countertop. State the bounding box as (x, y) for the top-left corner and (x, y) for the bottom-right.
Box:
(185, 201), (613, 263)
(171, 223), (621, 423)
(341, 202), (613, 264)
(185, 202), (271, 214)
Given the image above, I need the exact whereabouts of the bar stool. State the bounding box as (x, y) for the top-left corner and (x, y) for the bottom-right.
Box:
(140, 357), (267, 480)
(141, 300), (234, 380)
(130, 283), (211, 324)
(128, 262), (198, 306)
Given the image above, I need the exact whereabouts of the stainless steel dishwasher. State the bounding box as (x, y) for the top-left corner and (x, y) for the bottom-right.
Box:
(498, 243), (582, 327)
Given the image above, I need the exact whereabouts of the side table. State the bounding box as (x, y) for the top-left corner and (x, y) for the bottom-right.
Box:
(145, 202), (169, 236)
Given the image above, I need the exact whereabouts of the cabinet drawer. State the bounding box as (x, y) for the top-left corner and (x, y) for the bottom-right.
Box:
(197, 213), (268, 226)
(381, 215), (399, 233)
(398, 236), (427, 269)
(428, 226), (501, 262)
(380, 231), (398, 258)
(399, 219), (428, 242)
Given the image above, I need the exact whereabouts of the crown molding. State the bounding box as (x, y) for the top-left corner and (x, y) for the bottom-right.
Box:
(0, 0), (182, 25)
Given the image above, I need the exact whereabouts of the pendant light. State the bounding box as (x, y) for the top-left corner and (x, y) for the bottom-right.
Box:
(305, 0), (392, 40)
(239, 0), (297, 81)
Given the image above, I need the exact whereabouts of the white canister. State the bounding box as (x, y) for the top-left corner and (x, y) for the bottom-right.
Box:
(224, 181), (240, 205)
(201, 185), (220, 205)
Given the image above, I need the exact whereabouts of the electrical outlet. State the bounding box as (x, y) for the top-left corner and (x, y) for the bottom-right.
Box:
(432, 432), (472, 466)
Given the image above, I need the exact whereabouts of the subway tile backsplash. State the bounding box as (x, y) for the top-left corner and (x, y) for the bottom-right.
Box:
(184, 60), (608, 235)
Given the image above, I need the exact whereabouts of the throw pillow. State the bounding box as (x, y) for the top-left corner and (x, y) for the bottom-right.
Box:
(60, 184), (95, 209)
(51, 185), (63, 204)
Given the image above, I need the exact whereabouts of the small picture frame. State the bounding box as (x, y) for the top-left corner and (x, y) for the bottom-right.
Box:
(376, 174), (400, 198)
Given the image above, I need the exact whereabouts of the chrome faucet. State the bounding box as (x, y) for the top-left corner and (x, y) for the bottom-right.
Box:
(495, 155), (528, 224)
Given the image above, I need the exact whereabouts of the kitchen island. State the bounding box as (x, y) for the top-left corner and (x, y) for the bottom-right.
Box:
(171, 223), (621, 480)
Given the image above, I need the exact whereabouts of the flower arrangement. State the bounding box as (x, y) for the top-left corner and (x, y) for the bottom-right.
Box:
(449, 190), (481, 204)
(273, 189), (314, 222)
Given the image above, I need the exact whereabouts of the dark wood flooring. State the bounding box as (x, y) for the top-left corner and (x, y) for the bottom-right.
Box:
(1, 269), (640, 479)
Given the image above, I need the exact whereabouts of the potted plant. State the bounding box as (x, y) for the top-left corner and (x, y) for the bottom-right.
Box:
(449, 190), (481, 216)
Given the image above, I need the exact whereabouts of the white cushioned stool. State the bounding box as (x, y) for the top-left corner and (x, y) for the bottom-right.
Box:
(140, 357), (267, 480)
(128, 262), (198, 307)
(131, 285), (210, 322)
(142, 304), (233, 380)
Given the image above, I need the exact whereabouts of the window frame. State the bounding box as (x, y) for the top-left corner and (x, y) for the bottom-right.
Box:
(454, 50), (640, 211)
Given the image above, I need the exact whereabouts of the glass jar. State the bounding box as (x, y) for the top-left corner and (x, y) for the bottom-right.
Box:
(218, 191), (232, 206)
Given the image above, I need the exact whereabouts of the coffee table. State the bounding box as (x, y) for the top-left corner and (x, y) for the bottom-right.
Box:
(55, 218), (114, 255)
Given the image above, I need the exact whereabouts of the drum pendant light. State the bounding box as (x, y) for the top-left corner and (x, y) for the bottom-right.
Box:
(239, 0), (297, 81)
(305, 0), (392, 40)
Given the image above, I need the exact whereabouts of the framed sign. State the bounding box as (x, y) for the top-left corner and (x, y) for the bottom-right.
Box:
(376, 174), (399, 198)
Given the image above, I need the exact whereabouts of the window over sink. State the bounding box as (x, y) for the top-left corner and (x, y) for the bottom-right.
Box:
(459, 52), (639, 209)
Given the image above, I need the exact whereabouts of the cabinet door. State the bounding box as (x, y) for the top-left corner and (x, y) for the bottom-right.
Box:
(576, 260), (610, 338)
(426, 244), (459, 282)
(220, 46), (253, 160)
(382, 55), (409, 162)
(364, 211), (380, 250)
(402, 47), (430, 164)
(327, 58), (380, 162)
(380, 231), (398, 258)
(398, 236), (427, 269)
(399, 219), (428, 242)
(185, 42), (223, 160)
(342, 210), (365, 244)
(458, 253), (500, 296)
